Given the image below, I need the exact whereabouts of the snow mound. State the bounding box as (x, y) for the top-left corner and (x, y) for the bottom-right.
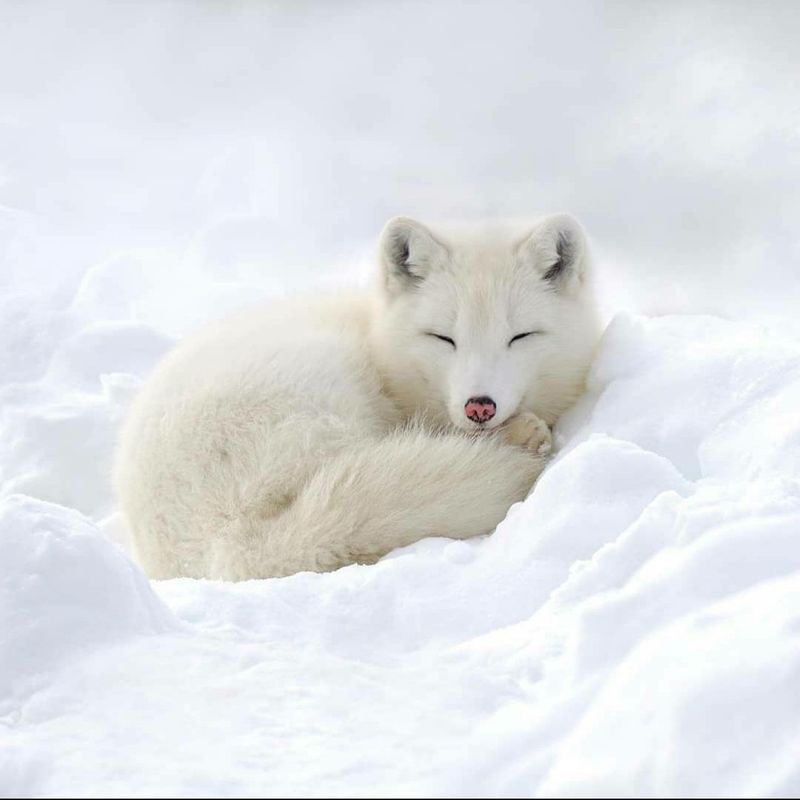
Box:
(3, 305), (800, 796)
(540, 573), (800, 797)
(0, 496), (174, 710)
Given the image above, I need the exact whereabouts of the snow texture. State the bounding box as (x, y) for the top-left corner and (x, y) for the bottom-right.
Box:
(2, 2), (800, 797)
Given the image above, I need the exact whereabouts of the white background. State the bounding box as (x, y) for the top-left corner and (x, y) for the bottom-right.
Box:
(3, 1), (799, 322)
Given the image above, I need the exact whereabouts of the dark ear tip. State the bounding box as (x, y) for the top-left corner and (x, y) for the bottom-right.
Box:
(380, 218), (421, 263)
(381, 216), (420, 239)
(379, 218), (427, 286)
(548, 213), (585, 240)
(532, 213), (587, 286)
(550, 215), (587, 257)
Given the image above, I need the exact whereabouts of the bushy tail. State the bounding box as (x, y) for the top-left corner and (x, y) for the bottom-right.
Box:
(208, 429), (545, 580)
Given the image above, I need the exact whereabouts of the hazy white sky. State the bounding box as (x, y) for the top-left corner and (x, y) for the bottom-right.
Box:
(1, 1), (799, 321)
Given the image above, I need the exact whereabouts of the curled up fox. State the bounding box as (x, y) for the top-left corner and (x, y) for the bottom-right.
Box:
(115, 214), (601, 580)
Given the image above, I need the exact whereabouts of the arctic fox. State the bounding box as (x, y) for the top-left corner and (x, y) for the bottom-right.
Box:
(115, 214), (601, 580)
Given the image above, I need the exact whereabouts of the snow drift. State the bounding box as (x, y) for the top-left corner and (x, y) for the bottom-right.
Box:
(2, 300), (800, 796)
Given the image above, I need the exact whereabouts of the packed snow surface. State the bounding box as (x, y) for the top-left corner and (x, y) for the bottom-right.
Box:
(3, 301), (800, 796)
(3, 2), (800, 796)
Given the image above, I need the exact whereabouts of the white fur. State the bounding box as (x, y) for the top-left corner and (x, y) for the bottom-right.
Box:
(114, 215), (601, 579)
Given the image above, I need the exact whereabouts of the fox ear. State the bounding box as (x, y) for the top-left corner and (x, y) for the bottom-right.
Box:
(379, 217), (448, 294)
(518, 214), (588, 293)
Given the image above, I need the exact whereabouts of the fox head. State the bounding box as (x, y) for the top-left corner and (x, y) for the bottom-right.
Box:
(371, 214), (600, 431)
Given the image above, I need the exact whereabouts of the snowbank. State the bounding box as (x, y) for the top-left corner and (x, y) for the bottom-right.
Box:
(2, 304), (800, 796)
(0, 497), (173, 708)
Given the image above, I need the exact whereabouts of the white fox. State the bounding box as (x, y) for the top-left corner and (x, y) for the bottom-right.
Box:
(115, 215), (601, 580)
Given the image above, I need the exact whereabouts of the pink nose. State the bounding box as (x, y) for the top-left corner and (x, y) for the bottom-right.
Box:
(465, 396), (496, 423)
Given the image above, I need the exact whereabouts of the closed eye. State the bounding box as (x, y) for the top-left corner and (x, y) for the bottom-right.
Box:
(508, 330), (545, 347)
(426, 332), (456, 349)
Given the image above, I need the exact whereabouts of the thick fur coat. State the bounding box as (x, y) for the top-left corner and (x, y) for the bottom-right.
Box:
(115, 215), (601, 579)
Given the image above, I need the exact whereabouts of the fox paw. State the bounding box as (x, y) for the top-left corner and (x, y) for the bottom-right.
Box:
(503, 412), (553, 456)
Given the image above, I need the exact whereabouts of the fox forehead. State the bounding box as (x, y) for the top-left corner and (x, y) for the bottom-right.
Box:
(414, 260), (553, 335)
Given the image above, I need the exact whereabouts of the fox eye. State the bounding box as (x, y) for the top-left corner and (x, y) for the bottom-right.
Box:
(508, 330), (544, 347)
(426, 332), (456, 349)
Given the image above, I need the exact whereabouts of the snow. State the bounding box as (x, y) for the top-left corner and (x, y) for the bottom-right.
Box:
(4, 311), (800, 796)
(3, 2), (800, 797)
